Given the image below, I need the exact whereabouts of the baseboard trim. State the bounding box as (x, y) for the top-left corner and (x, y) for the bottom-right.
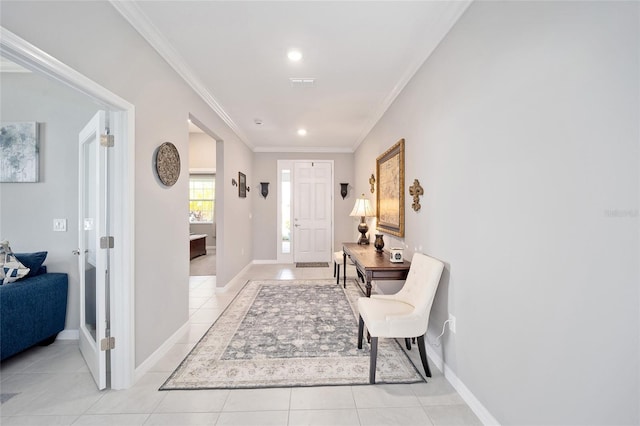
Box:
(134, 321), (190, 382)
(215, 262), (254, 293)
(426, 341), (500, 426)
(57, 330), (79, 340)
(252, 259), (278, 264)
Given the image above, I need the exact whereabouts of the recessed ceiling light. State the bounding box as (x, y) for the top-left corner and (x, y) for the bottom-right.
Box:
(297, 128), (307, 136)
(287, 50), (302, 62)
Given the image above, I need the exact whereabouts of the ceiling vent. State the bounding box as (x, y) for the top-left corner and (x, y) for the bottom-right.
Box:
(289, 78), (315, 87)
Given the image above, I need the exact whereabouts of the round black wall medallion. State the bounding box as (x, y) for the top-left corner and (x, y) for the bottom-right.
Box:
(155, 142), (180, 186)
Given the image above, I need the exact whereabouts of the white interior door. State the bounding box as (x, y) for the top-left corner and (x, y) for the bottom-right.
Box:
(293, 161), (332, 263)
(77, 111), (109, 389)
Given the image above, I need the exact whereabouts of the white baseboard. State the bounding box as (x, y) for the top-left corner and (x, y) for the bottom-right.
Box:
(426, 341), (500, 426)
(134, 321), (190, 382)
(252, 259), (278, 264)
(57, 329), (79, 340)
(214, 262), (254, 293)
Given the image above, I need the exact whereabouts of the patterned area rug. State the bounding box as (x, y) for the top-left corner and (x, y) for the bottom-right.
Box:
(160, 279), (423, 389)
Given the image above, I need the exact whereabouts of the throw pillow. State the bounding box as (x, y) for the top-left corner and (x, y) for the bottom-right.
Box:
(0, 241), (31, 284)
(0, 240), (9, 280)
(3, 254), (30, 284)
(15, 252), (48, 277)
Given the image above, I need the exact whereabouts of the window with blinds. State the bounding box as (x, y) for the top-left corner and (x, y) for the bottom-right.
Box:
(189, 175), (215, 223)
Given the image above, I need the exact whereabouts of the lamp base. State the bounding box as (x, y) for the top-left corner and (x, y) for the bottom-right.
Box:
(357, 219), (369, 245)
(357, 233), (370, 245)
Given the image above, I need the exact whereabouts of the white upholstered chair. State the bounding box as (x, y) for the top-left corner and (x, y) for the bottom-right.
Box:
(357, 252), (444, 384)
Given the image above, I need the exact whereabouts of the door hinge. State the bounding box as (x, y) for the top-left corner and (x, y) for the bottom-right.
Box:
(100, 337), (115, 351)
(100, 134), (114, 147)
(100, 236), (114, 249)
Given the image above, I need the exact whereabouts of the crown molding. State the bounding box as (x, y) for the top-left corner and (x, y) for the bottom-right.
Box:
(351, 0), (473, 152)
(0, 27), (132, 110)
(0, 58), (31, 73)
(253, 145), (354, 154)
(109, 1), (253, 150)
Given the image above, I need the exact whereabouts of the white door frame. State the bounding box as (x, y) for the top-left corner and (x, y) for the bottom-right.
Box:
(1, 27), (135, 389)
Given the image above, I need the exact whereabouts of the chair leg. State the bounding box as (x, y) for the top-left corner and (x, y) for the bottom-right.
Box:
(417, 334), (431, 378)
(357, 315), (364, 349)
(333, 261), (337, 277)
(369, 336), (378, 384)
(405, 338), (412, 350)
(336, 264), (341, 285)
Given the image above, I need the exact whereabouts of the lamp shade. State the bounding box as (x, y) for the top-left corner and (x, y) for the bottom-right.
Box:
(350, 195), (374, 217)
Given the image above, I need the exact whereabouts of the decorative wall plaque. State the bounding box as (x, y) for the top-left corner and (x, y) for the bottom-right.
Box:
(155, 142), (180, 187)
(409, 179), (424, 212)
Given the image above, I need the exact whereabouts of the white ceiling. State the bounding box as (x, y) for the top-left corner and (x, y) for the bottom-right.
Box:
(113, 1), (471, 152)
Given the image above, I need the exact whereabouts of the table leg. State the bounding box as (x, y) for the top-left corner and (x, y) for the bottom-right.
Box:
(365, 272), (372, 297)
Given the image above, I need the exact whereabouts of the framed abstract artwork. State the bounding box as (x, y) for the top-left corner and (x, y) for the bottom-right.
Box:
(376, 138), (405, 237)
(0, 122), (40, 183)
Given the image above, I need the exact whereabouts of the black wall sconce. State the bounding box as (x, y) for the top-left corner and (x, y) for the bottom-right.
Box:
(340, 183), (349, 199)
(231, 178), (237, 187)
(260, 182), (270, 198)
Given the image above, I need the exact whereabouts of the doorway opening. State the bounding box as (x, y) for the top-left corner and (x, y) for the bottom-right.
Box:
(187, 115), (218, 278)
(0, 28), (135, 389)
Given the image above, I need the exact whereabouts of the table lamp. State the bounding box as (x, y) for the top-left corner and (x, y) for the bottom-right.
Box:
(350, 194), (374, 244)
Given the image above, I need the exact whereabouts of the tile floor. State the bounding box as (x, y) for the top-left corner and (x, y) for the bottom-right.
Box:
(0, 264), (481, 425)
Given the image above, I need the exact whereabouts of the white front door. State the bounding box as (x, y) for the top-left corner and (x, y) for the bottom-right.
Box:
(77, 111), (110, 389)
(293, 161), (332, 263)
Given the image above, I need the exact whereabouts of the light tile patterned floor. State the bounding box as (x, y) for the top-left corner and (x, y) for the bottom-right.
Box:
(0, 264), (481, 425)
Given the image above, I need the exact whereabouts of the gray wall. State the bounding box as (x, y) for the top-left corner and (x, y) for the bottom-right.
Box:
(215, 136), (253, 286)
(354, 1), (639, 424)
(252, 152), (355, 260)
(0, 71), (98, 333)
(1, 1), (254, 366)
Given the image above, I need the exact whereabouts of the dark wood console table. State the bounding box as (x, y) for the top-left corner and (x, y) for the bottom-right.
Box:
(342, 242), (411, 297)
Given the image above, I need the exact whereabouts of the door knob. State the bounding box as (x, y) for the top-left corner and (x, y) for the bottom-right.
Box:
(72, 249), (88, 255)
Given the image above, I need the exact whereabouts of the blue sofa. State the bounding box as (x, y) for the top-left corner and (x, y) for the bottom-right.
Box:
(0, 266), (68, 361)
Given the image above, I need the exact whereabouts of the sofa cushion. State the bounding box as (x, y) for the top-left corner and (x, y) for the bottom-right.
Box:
(0, 272), (69, 360)
(15, 252), (48, 278)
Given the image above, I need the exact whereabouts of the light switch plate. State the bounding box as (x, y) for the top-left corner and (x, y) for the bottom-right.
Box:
(53, 218), (67, 232)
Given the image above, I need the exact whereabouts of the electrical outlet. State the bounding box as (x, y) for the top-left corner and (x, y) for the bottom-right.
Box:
(448, 314), (456, 334)
(53, 218), (67, 232)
